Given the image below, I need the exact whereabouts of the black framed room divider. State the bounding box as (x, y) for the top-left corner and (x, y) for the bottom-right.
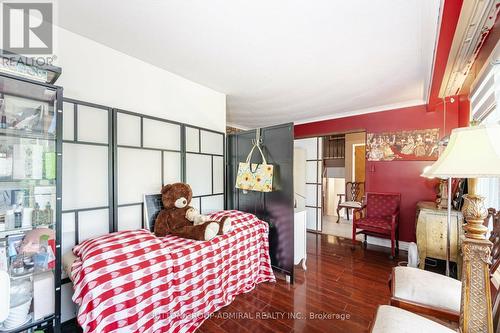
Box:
(113, 108), (225, 231)
(60, 98), (114, 321)
(227, 123), (295, 282)
(59, 98), (226, 322)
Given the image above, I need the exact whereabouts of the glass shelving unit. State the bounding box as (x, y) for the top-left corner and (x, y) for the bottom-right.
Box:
(0, 71), (62, 333)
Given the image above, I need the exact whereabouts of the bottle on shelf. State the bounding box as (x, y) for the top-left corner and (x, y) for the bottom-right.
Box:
(5, 208), (14, 230)
(0, 144), (13, 180)
(45, 202), (53, 225)
(0, 213), (5, 231)
(0, 95), (7, 129)
(14, 204), (23, 228)
(32, 202), (40, 226)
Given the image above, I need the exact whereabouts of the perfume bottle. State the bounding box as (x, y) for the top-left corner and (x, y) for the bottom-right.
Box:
(32, 202), (40, 226)
(0, 96), (6, 129)
(45, 202), (53, 224)
(14, 204), (23, 228)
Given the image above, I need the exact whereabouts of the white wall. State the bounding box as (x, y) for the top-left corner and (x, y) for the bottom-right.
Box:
(53, 27), (226, 132)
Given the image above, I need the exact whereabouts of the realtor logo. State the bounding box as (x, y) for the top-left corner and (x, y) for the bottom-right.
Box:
(2, 2), (53, 54)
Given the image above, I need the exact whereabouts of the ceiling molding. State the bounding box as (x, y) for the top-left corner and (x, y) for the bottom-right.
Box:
(293, 99), (426, 126)
(226, 122), (251, 131)
(424, 0), (446, 103)
(439, 0), (499, 98)
(427, 0), (464, 110)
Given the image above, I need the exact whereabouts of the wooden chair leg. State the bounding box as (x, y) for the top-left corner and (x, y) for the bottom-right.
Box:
(346, 209), (350, 221)
(390, 230), (396, 259)
(396, 226), (399, 255)
(351, 225), (357, 250)
(363, 234), (367, 248)
(336, 207), (341, 223)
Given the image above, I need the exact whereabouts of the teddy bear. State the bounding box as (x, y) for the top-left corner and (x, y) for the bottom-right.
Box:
(154, 182), (232, 241)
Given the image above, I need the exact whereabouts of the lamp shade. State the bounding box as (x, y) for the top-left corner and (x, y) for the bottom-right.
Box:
(422, 124), (500, 178)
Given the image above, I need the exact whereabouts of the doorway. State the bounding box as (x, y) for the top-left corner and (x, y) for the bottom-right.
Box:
(294, 131), (366, 239)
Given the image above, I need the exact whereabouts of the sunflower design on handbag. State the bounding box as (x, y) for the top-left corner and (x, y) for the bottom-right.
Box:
(235, 143), (274, 192)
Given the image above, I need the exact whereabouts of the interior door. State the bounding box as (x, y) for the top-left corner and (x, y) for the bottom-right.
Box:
(354, 145), (366, 182)
(354, 144), (366, 198)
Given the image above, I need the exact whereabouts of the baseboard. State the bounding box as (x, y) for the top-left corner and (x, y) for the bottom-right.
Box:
(366, 236), (411, 252)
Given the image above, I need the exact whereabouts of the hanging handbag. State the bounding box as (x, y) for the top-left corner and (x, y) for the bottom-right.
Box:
(235, 143), (274, 192)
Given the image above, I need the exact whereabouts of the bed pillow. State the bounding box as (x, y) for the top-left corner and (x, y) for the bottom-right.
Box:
(72, 229), (156, 261)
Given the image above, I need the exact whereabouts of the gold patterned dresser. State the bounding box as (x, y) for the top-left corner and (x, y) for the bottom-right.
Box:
(416, 201), (464, 277)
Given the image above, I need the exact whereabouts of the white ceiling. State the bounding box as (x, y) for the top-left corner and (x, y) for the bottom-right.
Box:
(55, 0), (442, 128)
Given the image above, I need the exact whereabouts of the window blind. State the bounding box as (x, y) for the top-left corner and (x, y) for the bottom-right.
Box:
(471, 63), (499, 123)
(471, 54), (500, 210)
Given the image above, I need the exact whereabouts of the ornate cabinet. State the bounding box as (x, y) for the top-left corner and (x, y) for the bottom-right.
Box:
(416, 201), (464, 277)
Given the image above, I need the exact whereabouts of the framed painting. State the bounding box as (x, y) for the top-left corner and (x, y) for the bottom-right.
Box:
(366, 128), (440, 161)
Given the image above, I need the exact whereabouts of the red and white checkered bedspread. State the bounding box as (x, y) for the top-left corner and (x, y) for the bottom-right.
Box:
(70, 210), (275, 333)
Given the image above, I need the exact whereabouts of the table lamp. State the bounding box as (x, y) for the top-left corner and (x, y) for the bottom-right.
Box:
(422, 124), (500, 333)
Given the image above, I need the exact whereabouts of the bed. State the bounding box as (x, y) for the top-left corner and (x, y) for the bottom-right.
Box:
(64, 210), (275, 333)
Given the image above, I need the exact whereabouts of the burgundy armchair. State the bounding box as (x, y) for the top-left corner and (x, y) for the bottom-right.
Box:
(352, 192), (401, 259)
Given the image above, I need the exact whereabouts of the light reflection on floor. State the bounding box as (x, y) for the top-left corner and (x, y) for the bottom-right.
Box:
(322, 215), (364, 241)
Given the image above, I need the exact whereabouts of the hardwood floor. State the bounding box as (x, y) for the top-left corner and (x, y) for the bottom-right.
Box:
(198, 232), (404, 333)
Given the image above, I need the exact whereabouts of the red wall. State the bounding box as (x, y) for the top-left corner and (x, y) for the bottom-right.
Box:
(458, 94), (470, 127)
(294, 103), (460, 242)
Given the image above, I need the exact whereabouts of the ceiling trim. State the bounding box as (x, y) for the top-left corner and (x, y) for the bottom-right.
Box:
(226, 122), (251, 131)
(427, 0), (464, 111)
(292, 99), (426, 126)
(439, 0), (499, 98)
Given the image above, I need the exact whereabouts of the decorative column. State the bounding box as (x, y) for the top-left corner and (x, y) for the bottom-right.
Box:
(459, 193), (493, 333)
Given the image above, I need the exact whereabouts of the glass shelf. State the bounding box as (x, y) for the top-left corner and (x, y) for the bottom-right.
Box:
(0, 179), (55, 186)
(10, 266), (54, 281)
(0, 128), (55, 141)
(0, 224), (54, 239)
(0, 315), (54, 333)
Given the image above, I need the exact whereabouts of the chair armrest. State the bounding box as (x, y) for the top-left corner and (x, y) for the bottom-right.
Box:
(391, 209), (400, 225)
(390, 297), (460, 323)
(353, 205), (366, 221)
(354, 204), (366, 213)
(353, 205), (366, 213)
(337, 193), (345, 204)
(370, 305), (458, 333)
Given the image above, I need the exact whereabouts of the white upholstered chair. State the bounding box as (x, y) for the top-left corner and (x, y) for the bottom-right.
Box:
(372, 270), (500, 333)
(390, 209), (499, 322)
(374, 209), (500, 333)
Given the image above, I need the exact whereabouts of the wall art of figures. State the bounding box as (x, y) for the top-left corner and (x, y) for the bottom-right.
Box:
(366, 128), (440, 161)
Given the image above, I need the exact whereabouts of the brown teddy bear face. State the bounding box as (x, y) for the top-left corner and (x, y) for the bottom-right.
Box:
(161, 183), (193, 209)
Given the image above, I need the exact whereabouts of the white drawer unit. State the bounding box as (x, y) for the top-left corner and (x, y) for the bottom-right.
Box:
(294, 209), (307, 270)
